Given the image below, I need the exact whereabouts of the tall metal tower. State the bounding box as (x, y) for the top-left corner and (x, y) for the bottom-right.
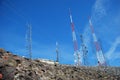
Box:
(80, 35), (88, 66)
(26, 24), (32, 62)
(89, 18), (106, 66)
(69, 9), (81, 66)
(56, 42), (59, 62)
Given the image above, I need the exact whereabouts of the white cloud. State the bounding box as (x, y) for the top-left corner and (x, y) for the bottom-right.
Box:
(83, 0), (120, 66)
(105, 37), (120, 60)
(93, 0), (107, 19)
(83, 0), (110, 47)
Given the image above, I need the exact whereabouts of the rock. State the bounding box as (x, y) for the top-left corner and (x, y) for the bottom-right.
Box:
(0, 48), (120, 80)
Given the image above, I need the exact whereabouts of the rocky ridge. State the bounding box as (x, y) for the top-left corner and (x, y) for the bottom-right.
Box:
(0, 48), (120, 80)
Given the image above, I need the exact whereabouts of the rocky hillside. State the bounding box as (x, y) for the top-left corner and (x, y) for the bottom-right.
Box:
(0, 48), (120, 80)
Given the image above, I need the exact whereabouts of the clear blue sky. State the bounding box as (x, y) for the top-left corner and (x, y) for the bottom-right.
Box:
(0, 0), (120, 66)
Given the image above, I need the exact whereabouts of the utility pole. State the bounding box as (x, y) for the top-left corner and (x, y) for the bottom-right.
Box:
(69, 8), (81, 66)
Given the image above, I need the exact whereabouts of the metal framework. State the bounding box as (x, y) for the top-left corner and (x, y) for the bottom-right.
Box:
(80, 35), (88, 66)
(89, 18), (106, 66)
(26, 24), (32, 62)
(69, 9), (81, 66)
(56, 42), (59, 62)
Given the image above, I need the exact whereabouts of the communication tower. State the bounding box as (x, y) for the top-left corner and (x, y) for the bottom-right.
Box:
(80, 35), (88, 66)
(89, 18), (106, 66)
(69, 9), (81, 66)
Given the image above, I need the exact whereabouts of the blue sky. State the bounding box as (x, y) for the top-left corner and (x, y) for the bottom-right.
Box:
(0, 0), (120, 66)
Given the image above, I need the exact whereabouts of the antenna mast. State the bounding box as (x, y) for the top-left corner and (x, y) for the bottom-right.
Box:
(89, 18), (106, 66)
(69, 9), (81, 66)
(56, 42), (59, 62)
(80, 35), (88, 66)
(26, 24), (32, 62)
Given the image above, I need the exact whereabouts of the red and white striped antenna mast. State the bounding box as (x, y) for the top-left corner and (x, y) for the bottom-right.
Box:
(69, 8), (81, 66)
(89, 17), (106, 66)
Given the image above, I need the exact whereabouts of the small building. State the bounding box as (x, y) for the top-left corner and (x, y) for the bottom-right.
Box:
(38, 59), (59, 65)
